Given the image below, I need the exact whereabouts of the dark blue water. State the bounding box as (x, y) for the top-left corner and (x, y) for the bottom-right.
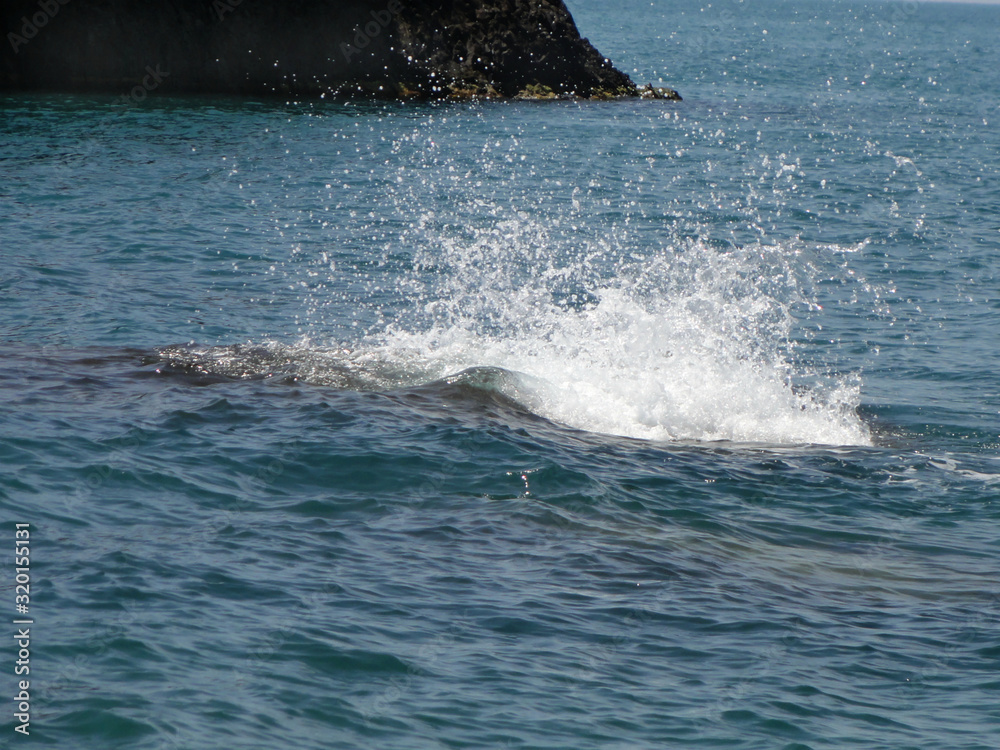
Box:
(2, 1), (999, 748)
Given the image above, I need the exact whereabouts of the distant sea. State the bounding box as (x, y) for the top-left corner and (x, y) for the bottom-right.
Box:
(2, 0), (999, 747)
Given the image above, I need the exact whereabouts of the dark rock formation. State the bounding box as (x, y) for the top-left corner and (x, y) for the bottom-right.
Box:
(392, 0), (633, 98)
(0, 0), (676, 100)
(638, 82), (681, 101)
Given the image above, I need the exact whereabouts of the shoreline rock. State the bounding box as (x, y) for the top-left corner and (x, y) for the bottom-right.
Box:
(638, 83), (682, 101)
(1, 0), (680, 101)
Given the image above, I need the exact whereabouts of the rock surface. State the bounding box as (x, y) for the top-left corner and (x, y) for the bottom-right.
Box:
(0, 0), (673, 100)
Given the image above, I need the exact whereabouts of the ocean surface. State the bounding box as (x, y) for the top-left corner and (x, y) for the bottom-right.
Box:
(2, 0), (999, 747)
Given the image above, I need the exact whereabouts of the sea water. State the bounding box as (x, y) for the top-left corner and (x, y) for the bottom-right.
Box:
(1, 0), (999, 747)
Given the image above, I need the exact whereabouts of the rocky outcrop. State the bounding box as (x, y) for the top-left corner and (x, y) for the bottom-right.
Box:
(392, 0), (633, 98)
(0, 0), (678, 100)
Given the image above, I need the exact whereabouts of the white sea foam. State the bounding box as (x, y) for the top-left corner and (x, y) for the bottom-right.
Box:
(362, 210), (873, 446)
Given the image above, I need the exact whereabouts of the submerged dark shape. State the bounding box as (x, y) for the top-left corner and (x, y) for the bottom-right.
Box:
(0, 0), (678, 100)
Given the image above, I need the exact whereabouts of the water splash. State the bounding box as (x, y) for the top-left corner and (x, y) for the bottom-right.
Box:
(237, 110), (876, 446)
(367, 206), (872, 446)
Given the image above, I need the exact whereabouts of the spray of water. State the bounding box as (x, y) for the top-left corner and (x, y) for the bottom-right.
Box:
(356, 203), (871, 445)
(216, 110), (874, 446)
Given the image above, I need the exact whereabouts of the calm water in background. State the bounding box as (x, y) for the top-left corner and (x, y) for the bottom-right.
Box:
(2, 0), (999, 747)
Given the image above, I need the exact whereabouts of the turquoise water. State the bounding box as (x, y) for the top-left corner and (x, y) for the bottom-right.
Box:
(2, 1), (999, 747)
